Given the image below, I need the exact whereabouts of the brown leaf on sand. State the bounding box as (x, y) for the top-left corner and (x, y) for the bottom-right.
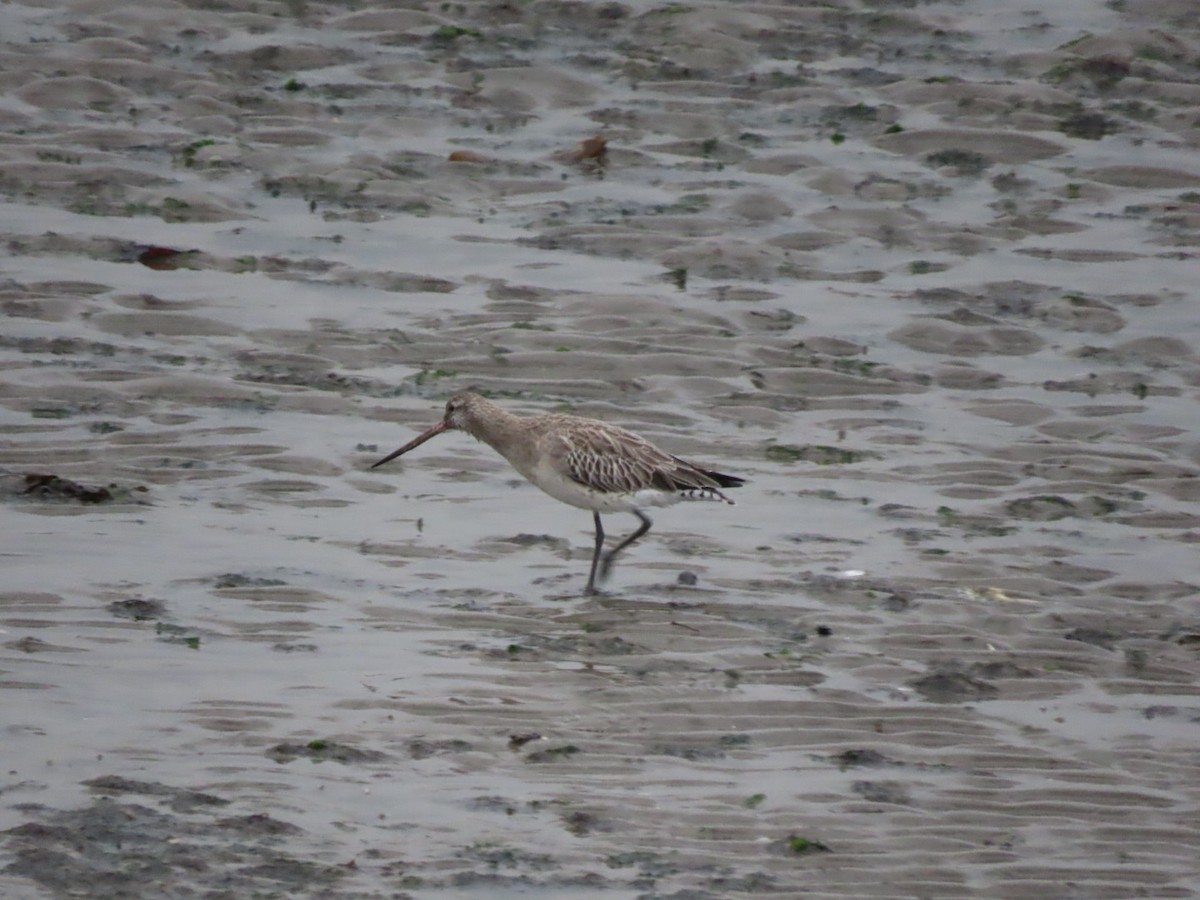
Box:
(448, 150), (491, 163)
(559, 135), (607, 164)
(136, 246), (192, 270)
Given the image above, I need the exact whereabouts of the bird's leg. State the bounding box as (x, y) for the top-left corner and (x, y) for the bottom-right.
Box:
(585, 512), (605, 595)
(597, 510), (652, 585)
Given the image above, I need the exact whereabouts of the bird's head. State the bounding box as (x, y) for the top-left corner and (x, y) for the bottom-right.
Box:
(370, 392), (489, 469)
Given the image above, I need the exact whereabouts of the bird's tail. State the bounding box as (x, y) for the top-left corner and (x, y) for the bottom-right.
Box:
(705, 469), (745, 489)
(687, 466), (745, 504)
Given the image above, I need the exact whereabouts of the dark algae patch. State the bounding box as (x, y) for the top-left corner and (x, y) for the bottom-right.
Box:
(524, 744), (581, 763)
(266, 739), (388, 764)
(910, 667), (1000, 703)
(768, 834), (833, 856)
(1, 783), (335, 898)
(765, 444), (875, 464)
(20, 473), (115, 503)
(108, 598), (166, 620)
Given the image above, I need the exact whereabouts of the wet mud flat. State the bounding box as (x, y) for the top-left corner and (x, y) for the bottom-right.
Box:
(2, 0), (1200, 897)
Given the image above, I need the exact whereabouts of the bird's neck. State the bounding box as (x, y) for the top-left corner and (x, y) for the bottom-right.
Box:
(463, 401), (528, 459)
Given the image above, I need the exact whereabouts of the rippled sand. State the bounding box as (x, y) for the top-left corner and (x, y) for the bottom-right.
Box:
(2, 1), (1199, 897)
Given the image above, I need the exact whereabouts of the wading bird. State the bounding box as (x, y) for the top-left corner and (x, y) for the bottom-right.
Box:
(371, 392), (744, 594)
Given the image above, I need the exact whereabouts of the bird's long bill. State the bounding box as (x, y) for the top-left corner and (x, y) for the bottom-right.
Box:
(370, 420), (448, 469)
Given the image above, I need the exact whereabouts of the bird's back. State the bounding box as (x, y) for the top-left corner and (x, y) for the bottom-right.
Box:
(537, 415), (742, 505)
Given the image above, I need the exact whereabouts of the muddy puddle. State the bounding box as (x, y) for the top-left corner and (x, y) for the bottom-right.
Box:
(2, 0), (1199, 897)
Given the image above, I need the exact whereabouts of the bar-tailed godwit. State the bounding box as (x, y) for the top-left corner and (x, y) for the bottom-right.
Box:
(370, 392), (744, 594)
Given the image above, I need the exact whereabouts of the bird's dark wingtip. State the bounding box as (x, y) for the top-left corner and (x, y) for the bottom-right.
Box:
(711, 471), (746, 489)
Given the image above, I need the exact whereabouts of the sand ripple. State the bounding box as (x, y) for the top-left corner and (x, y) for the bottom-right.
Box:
(2, 0), (1198, 897)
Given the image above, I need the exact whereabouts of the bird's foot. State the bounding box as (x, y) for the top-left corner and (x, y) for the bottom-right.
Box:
(583, 578), (612, 597)
(596, 552), (618, 584)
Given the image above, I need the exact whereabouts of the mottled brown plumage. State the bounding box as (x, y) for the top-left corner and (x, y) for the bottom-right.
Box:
(371, 392), (744, 594)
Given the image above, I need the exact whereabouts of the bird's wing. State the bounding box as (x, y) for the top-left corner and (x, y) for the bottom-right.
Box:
(552, 423), (723, 496)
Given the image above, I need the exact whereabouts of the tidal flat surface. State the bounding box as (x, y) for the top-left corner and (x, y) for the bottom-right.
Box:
(2, 1), (1199, 897)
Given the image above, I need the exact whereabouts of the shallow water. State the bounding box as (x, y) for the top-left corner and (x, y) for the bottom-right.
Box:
(3, 0), (1200, 897)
